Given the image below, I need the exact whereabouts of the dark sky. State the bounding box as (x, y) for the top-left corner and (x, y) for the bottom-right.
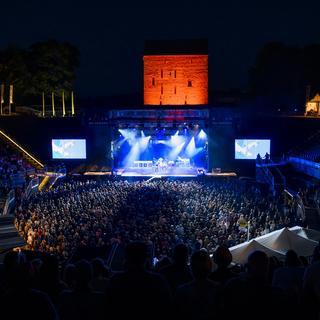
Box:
(2, 1), (320, 97)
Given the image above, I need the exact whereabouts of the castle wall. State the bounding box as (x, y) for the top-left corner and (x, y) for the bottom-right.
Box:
(144, 55), (208, 105)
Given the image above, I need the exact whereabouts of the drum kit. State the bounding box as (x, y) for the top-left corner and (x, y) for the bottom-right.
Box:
(154, 158), (168, 172)
(154, 157), (190, 172)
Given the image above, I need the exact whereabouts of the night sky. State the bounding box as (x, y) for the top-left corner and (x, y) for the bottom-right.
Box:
(2, 1), (320, 97)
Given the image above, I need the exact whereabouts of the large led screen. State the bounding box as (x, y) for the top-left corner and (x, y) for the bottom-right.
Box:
(52, 139), (86, 159)
(235, 139), (270, 160)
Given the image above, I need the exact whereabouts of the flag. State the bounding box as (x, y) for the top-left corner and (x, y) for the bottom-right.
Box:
(9, 85), (13, 104)
(0, 84), (4, 103)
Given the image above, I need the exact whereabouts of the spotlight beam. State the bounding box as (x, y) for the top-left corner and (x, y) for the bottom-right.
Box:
(168, 141), (185, 160)
(186, 137), (203, 157)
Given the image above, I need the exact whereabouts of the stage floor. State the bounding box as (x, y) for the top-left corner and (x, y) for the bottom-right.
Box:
(115, 167), (203, 177)
(77, 170), (237, 178)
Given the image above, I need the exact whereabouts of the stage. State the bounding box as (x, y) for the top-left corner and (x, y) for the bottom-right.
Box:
(114, 166), (203, 177)
(113, 167), (237, 177)
(73, 168), (236, 178)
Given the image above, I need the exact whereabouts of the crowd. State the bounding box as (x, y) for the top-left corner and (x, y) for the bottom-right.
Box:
(0, 143), (28, 194)
(2, 152), (319, 320)
(0, 241), (319, 320)
(15, 177), (303, 261)
(0, 142), (36, 213)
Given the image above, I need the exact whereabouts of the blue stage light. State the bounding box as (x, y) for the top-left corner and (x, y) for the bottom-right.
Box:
(171, 134), (185, 147)
(168, 141), (185, 160)
(186, 137), (203, 157)
(115, 125), (208, 174)
(124, 142), (140, 167)
(198, 129), (207, 140)
(139, 136), (151, 152)
(119, 129), (132, 140)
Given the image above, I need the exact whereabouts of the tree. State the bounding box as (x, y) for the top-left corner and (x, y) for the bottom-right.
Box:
(0, 40), (80, 104)
(0, 46), (29, 103)
(27, 40), (80, 98)
(249, 42), (303, 97)
(303, 44), (320, 91)
(250, 42), (320, 97)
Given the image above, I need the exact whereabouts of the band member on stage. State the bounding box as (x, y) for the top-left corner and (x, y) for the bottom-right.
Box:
(154, 158), (162, 173)
(161, 158), (168, 172)
(159, 158), (164, 172)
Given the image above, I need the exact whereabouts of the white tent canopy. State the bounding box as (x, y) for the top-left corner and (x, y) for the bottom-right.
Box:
(255, 227), (318, 257)
(229, 227), (319, 264)
(229, 239), (285, 265)
(289, 226), (320, 242)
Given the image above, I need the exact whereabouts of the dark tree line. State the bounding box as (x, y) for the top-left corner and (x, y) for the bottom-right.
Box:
(249, 42), (320, 103)
(0, 40), (79, 105)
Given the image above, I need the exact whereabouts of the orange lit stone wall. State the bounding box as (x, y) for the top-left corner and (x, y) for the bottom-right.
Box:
(144, 55), (208, 105)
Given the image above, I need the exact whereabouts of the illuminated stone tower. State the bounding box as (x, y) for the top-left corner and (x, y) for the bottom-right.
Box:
(143, 39), (208, 106)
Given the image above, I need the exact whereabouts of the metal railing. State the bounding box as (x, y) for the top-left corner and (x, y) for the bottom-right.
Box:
(256, 165), (275, 194)
(24, 177), (40, 200)
(289, 156), (320, 179)
(270, 160), (286, 187)
(0, 130), (44, 169)
(2, 189), (15, 216)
